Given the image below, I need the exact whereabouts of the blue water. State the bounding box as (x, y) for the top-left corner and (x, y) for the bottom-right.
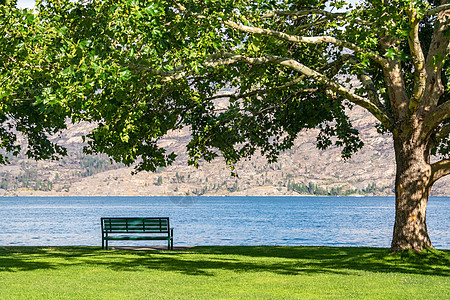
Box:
(0, 196), (448, 249)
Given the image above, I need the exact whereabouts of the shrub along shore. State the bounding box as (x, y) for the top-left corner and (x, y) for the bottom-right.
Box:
(0, 246), (448, 299)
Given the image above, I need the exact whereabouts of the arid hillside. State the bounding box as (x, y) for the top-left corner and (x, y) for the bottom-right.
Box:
(0, 106), (448, 197)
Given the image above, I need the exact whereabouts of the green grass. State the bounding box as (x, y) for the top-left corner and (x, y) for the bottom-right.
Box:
(0, 246), (448, 299)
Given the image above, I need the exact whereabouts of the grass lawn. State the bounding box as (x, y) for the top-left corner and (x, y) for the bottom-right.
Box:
(0, 246), (448, 299)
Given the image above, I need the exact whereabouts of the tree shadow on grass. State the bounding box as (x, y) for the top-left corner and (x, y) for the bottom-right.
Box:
(0, 257), (55, 272)
(0, 246), (96, 272)
(188, 246), (450, 276)
(93, 246), (449, 276)
(0, 246), (448, 277)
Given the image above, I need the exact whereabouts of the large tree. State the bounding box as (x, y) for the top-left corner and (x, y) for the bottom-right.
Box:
(3, 0), (449, 252)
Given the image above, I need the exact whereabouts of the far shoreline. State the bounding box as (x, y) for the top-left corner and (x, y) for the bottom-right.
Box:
(2, 194), (449, 198)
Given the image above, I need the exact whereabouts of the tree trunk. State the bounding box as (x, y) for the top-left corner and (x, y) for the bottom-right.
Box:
(390, 127), (434, 252)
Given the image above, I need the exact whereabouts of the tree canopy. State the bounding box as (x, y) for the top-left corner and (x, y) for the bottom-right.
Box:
(1, 0), (449, 252)
(0, 2), (68, 164)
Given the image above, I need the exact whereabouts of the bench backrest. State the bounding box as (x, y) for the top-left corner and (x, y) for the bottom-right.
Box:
(101, 217), (170, 233)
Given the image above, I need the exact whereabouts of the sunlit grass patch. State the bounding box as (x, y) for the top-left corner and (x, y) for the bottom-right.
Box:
(0, 246), (448, 299)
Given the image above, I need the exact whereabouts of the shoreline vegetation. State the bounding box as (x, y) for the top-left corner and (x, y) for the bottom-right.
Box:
(0, 246), (448, 299)
(2, 194), (449, 198)
(0, 164), (395, 197)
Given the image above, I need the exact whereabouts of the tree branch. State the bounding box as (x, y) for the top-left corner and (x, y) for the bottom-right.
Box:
(262, 9), (347, 19)
(222, 20), (389, 68)
(136, 51), (392, 128)
(434, 123), (450, 143)
(207, 54), (364, 103)
(336, 54), (384, 109)
(378, 36), (411, 121)
(205, 74), (307, 102)
(207, 53), (393, 128)
(13, 98), (34, 101)
(406, 6), (426, 113)
(133, 64), (188, 82)
(430, 159), (450, 184)
(262, 9), (372, 26)
(422, 4), (450, 110)
(423, 4), (450, 17)
(292, 17), (328, 32)
(423, 100), (450, 136)
(211, 88), (318, 114)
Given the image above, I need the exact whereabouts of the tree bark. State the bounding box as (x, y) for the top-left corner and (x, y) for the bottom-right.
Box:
(390, 123), (434, 252)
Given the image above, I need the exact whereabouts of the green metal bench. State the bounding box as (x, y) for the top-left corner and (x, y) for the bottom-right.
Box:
(101, 217), (174, 250)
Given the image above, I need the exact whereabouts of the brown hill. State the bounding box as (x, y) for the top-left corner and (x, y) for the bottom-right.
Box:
(0, 106), (448, 197)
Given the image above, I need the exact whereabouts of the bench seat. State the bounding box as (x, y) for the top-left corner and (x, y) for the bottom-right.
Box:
(101, 217), (173, 250)
(103, 235), (174, 240)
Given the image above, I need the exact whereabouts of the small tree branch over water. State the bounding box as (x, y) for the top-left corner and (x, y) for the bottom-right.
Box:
(1, 0), (449, 252)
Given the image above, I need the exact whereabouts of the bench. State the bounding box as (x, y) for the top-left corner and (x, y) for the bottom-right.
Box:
(101, 217), (173, 250)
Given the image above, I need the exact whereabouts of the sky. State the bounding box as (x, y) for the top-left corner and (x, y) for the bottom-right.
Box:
(16, 0), (35, 9)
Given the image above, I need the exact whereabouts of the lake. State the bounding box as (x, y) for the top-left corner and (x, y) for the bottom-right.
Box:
(0, 196), (448, 249)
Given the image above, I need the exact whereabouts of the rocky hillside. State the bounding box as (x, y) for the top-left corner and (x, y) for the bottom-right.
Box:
(0, 106), (448, 197)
